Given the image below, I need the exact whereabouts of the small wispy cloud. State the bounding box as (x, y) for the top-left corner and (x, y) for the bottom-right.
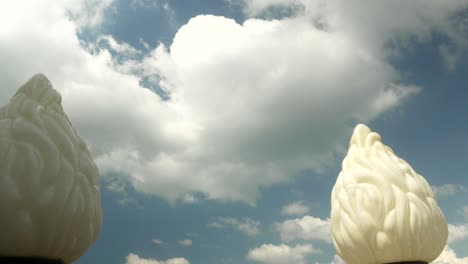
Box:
(129, 0), (178, 31)
(178, 239), (192, 246)
(185, 232), (198, 238)
(207, 222), (224, 228)
(104, 175), (141, 208)
(208, 217), (260, 236)
(281, 200), (310, 216)
(462, 206), (468, 220)
(152, 239), (163, 245)
(182, 194), (198, 204)
(432, 184), (466, 197)
(97, 35), (141, 58)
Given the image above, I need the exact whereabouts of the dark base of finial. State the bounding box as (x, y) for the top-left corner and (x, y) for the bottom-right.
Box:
(385, 262), (428, 264)
(0, 257), (65, 264)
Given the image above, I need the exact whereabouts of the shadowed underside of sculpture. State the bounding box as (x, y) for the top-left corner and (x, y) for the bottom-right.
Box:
(0, 257), (65, 264)
(386, 262), (427, 264)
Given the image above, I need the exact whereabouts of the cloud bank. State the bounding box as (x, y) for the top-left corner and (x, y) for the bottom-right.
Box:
(1, 1), (467, 205)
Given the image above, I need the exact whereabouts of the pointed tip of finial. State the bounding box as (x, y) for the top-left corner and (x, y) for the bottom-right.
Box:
(354, 123), (371, 133)
(23, 73), (51, 87)
(30, 73), (49, 80)
(14, 73), (61, 106)
(350, 123), (371, 145)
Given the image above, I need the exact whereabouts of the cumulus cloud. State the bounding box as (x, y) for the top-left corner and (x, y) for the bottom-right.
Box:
(126, 253), (189, 264)
(98, 12), (422, 205)
(247, 243), (319, 264)
(1, 1), (467, 205)
(432, 246), (468, 264)
(275, 216), (331, 243)
(243, 0), (468, 68)
(448, 224), (468, 244)
(281, 200), (310, 216)
(208, 217), (261, 236)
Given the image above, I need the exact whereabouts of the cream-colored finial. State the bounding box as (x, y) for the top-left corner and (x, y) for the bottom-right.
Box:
(330, 124), (447, 264)
(0, 74), (102, 263)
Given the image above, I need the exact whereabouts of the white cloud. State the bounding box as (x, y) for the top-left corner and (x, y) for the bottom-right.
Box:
(1, 1), (466, 205)
(247, 243), (320, 264)
(178, 239), (192, 246)
(432, 246), (468, 264)
(99, 12), (422, 205)
(126, 253), (189, 264)
(243, 0), (468, 68)
(242, 0), (301, 17)
(463, 206), (468, 220)
(207, 222), (224, 229)
(330, 254), (346, 264)
(67, 0), (115, 30)
(185, 232), (199, 238)
(130, 0), (160, 9)
(104, 173), (141, 206)
(432, 184), (466, 197)
(281, 200), (310, 216)
(97, 35), (141, 58)
(448, 224), (468, 244)
(208, 217), (261, 236)
(182, 193), (198, 204)
(152, 239), (163, 245)
(275, 216), (331, 243)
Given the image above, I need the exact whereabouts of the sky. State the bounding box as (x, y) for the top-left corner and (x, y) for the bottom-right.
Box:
(1, 0), (468, 263)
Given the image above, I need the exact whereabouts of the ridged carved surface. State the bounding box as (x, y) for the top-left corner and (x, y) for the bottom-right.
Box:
(0, 74), (102, 263)
(330, 124), (447, 264)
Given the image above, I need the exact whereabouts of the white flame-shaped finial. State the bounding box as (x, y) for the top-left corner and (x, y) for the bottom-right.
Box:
(0, 74), (102, 263)
(330, 124), (447, 264)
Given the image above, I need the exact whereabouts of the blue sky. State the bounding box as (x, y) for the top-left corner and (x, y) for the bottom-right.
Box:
(1, 1), (468, 264)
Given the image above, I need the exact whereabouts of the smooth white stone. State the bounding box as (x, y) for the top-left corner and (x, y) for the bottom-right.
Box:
(0, 74), (102, 263)
(331, 124), (447, 264)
